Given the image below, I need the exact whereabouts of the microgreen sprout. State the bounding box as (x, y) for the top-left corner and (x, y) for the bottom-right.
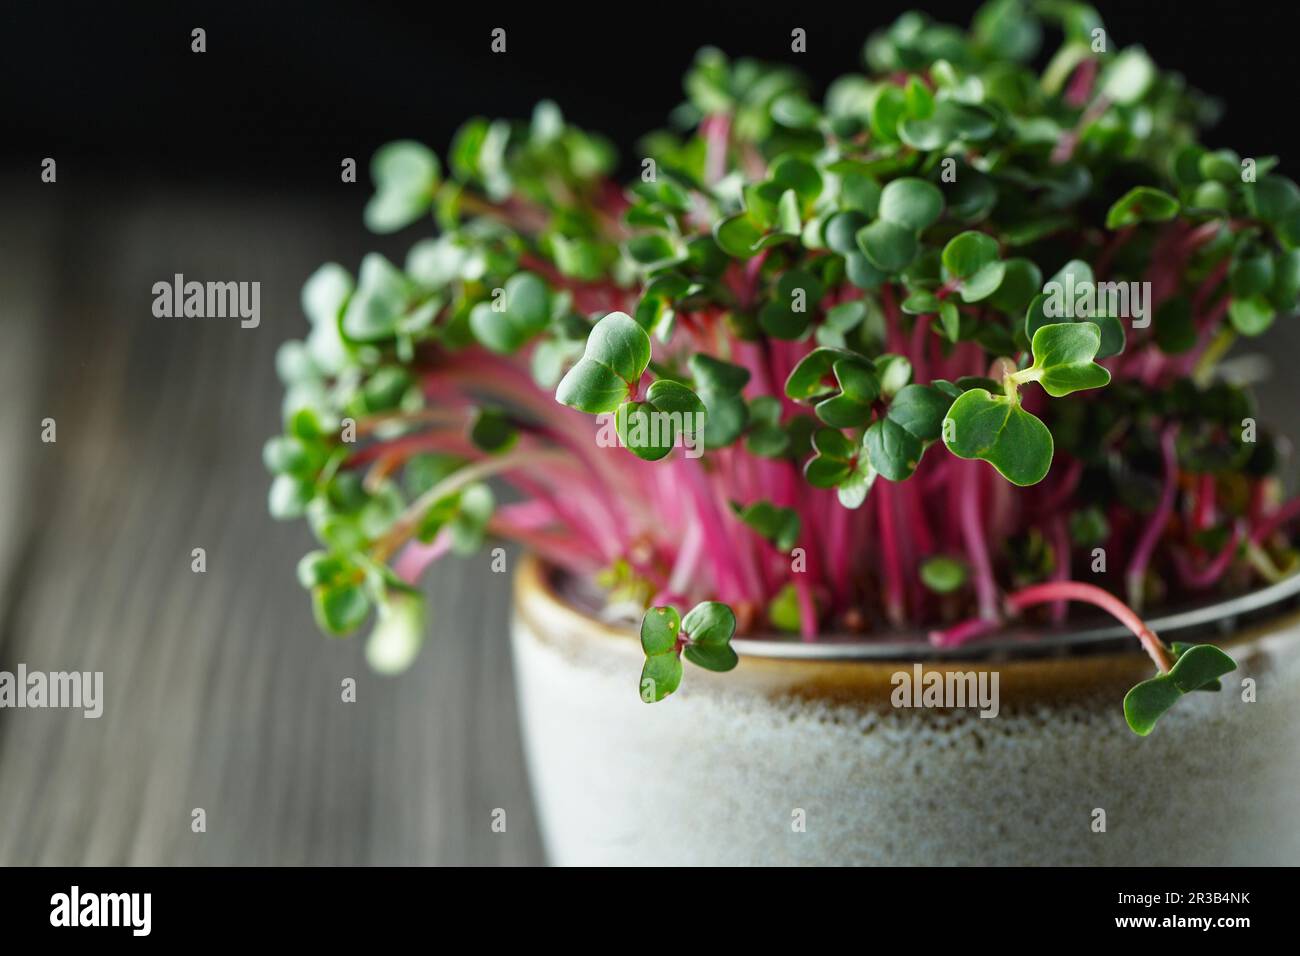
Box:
(269, 2), (1300, 734)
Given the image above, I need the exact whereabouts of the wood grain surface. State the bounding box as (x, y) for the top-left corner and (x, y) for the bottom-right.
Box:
(0, 182), (544, 865)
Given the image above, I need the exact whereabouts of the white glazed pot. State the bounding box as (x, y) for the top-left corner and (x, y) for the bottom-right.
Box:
(511, 555), (1300, 865)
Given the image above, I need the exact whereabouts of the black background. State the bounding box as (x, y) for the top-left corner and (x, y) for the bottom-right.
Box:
(4, 0), (1299, 190)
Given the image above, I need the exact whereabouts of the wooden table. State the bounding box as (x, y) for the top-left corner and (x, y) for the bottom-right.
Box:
(0, 181), (543, 864)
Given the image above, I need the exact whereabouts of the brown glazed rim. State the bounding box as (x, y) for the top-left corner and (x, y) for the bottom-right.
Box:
(513, 553), (1300, 705)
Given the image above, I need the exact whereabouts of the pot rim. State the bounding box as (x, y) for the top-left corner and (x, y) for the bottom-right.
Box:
(525, 554), (1300, 663)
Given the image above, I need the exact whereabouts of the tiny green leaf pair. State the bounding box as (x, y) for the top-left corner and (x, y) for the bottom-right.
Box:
(615, 380), (707, 461)
(364, 141), (441, 234)
(865, 381), (957, 481)
(1123, 643), (1237, 736)
(1025, 259), (1126, 358)
(785, 347), (880, 428)
(805, 428), (877, 508)
(943, 323), (1109, 485)
(556, 312), (651, 413)
(940, 230), (1007, 303)
(856, 178), (945, 274)
(640, 602), (739, 702)
(468, 272), (552, 354)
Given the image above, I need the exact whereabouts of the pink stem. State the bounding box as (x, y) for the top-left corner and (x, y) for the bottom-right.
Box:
(960, 462), (999, 620)
(1125, 426), (1179, 611)
(1006, 581), (1172, 673)
(1173, 526), (1243, 590)
(1047, 516), (1071, 625)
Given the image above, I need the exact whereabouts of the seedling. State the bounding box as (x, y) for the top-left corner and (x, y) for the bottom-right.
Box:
(268, 3), (1300, 734)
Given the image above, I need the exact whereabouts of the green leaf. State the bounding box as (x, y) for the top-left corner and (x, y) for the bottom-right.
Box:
(785, 348), (841, 401)
(839, 174), (882, 216)
(470, 407), (518, 454)
(877, 177), (944, 230)
(1124, 644), (1237, 735)
(365, 589), (426, 674)
(1245, 176), (1300, 225)
(715, 213), (765, 258)
(937, 300), (961, 341)
(296, 551), (349, 589)
(342, 253), (411, 342)
(864, 417), (923, 481)
(689, 354), (750, 395)
(875, 353), (913, 396)
(836, 457), (878, 509)
(302, 263), (354, 329)
(1100, 47), (1156, 105)
(897, 116), (948, 150)
(624, 233), (679, 268)
(682, 601), (736, 645)
(645, 379), (706, 424)
(771, 93), (822, 129)
(269, 474), (313, 520)
(887, 383), (954, 441)
(640, 605), (682, 655)
(988, 258), (1042, 315)
(825, 211), (871, 254)
(805, 426), (875, 504)
(1228, 295), (1276, 336)
(616, 381), (707, 458)
(364, 141), (440, 233)
(468, 271), (552, 353)
(745, 396), (790, 457)
(312, 582), (371, 636)
(683, 643), (739, 672)
(615, 402), (670, 461)
(1105, 186), (1179, 230)
(767, 583), (802, 632)
(941, 230), (1000, 278)
(732, 500), (800, 551)
(902, 290), (941, 314)
(1027, 323), (1111, 397)
(640, 652), (683, 702)
(1231, 250), (1274, 298)
(1122, 674), (1183, 737)
(1167, 643), (1237, 692)
(771, 155), (824, 204)
(690, 355), (750, 449)
(555, 312), (650, 413)
(942, 388), (1053, 486)
(448, 483), (494, 554)
(920, 555), (969, 593)
(857, 218), (919, 272)
(960, 262), (1008, 302)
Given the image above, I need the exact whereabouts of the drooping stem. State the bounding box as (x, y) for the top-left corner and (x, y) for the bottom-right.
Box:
(1005, 580), (1173, 673)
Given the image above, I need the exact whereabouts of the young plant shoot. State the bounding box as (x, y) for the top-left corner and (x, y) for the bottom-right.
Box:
(268, 2), (1300, 735)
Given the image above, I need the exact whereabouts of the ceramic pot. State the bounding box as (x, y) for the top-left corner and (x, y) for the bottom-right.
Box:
(511, 555), (1300, 865)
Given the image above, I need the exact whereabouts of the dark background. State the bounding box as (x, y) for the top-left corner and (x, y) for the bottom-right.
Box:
(1, 0), (1298, 866)
(5, 0), (1299, 188)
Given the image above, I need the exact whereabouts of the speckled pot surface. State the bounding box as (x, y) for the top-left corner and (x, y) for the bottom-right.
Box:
(511, 555), (1300, 866)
